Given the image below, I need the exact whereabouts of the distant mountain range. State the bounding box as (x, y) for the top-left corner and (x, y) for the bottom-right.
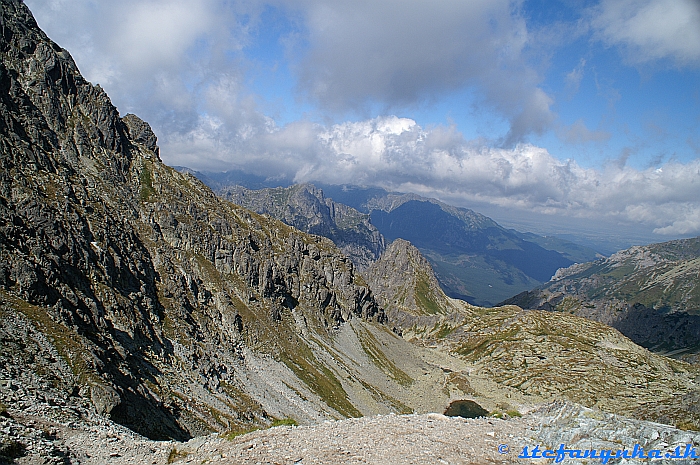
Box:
(189, 176), (600, 306)
(503, 236), (700, 362)
(218, 184), (384, 271)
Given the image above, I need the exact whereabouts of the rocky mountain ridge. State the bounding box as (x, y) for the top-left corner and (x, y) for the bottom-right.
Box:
(0, 0), (467, 445)
(503, 236), (700, 361)
(211, 180), (599, 305)
(218, 183), (385, 271)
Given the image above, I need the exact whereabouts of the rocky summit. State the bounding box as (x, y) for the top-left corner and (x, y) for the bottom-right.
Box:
(0, 0), (467, 446)
(1, 0), (700, 464)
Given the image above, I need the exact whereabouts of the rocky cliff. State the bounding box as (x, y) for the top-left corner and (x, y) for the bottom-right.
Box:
(219, 184), (385, 271)
(502, 237), (700, 362)
(0, 0), (470, 444)
(365, 239), (458, 329)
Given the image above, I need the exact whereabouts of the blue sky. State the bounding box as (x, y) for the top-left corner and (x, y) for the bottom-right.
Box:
(25, 0), (700, 248)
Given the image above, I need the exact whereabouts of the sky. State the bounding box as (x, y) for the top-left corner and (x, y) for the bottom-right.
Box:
(25, 0), (700, 250)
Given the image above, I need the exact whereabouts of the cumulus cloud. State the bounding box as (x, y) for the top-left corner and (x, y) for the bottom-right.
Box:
(287, 0), (554, 143)
(26, 0), (558, 145)
(589, 0), (700, 67)
(22, 0), (700, 237)
(25, 0), (250, 138)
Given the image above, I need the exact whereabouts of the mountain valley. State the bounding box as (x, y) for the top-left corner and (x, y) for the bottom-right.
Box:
(209, 181), (599, 306)
(1, 1), (699, 463)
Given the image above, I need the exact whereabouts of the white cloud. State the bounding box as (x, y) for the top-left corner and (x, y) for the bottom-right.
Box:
(164, 114), (700, 236)
(590, 0), (700, 67)
(558, 119), (611, 144)
(21, 0), (700, 238)
(274, 0), (555, 143)
(565, 58), (586, 97)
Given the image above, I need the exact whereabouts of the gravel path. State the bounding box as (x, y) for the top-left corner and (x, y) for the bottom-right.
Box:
(168, 413), (534, 465)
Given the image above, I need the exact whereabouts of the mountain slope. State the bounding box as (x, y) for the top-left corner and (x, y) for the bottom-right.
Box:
(201, 179), (599, 306)
(503, 236), (700, 360)
(365, 239), (458, 327)
(366, 239), (700, 429)
(218, 183), (385, 271)
(0, 0), (473, 443)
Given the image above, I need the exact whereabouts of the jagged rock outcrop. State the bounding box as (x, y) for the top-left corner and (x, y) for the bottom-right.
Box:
(502, 237), (700, 362)
(219, 183), (385, 271)
(365, 239), (457, 328)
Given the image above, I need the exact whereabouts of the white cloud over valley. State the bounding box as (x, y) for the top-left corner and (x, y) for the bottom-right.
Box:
(163, 114), (700, 236)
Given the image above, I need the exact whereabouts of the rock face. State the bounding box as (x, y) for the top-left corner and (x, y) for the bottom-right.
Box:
(366, 239), (457, 328)
(0, 0), (470, 444)
(502, 237), (700, 362)
(219, 184), (385, 271)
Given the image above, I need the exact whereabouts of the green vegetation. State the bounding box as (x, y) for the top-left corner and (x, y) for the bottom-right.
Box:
(167, 447), (189, 463)
(4, 292), (100, 385)
(426, 252), (540, 306)
(435, 323), (456, 339)
(356, 325), (413, 386)
(555, 296), (581, 313)
(221, 418), (297, 442)
(280, 345), (361, 418)
(414, 274), (442, 315)
(271, 418), (298, 427)
(140, 166), (155, 201)
(221, 426), (260, 441)
(490, 409), (521, 419)
(677, 420), (700, 432)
